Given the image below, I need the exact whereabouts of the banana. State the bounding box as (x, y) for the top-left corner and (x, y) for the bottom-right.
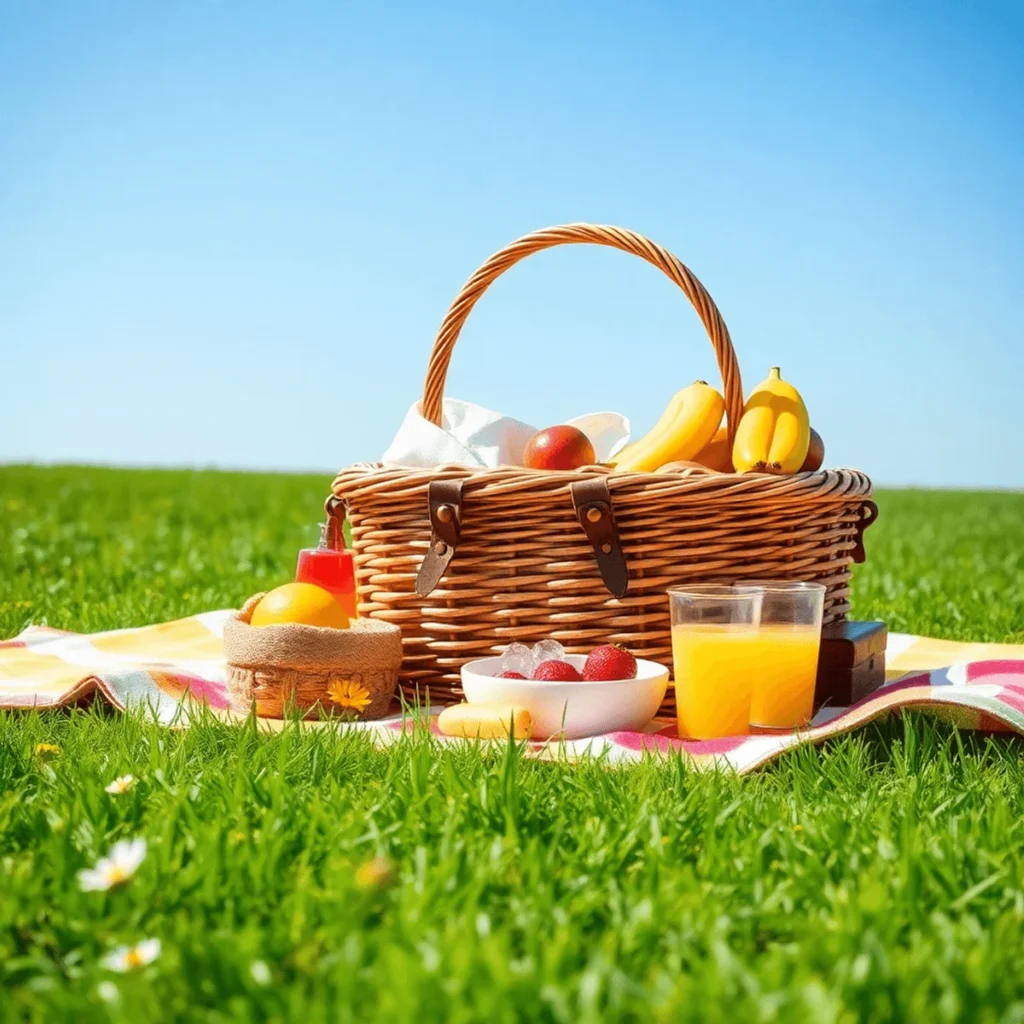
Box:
(612, 381), (725, 474)
(731, 366), (810, 474)
(609, 387), (691, 468)
(437, 703), (532, 739)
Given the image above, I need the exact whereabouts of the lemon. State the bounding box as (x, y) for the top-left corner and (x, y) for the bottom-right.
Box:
(250, 582), (350, 629)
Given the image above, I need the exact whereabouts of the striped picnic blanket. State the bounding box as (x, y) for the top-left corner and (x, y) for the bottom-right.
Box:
(2, 612), (1023, 773)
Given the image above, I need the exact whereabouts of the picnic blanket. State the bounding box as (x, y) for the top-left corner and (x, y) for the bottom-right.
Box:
(2, 612), (1023, 773)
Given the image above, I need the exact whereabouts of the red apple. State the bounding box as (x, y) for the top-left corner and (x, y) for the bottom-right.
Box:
(523, 426), (596, 471)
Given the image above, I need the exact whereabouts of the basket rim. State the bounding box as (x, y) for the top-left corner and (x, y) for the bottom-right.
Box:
(224, 602), (403, 672)
(331, 462), (873, 506)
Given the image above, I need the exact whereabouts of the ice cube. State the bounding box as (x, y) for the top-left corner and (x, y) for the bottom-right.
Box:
(500, 642), (534, 678)
(531, 639), (566, 673)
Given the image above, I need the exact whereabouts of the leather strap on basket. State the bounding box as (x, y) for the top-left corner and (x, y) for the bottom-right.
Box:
(852, 500), (879, 564)
(415, 480), (465, 597)
(324, 495), (346, 550)
(570, 479), (629, 598)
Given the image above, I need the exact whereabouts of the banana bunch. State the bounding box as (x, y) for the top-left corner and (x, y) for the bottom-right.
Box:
(731, 366), (810, 474)
(609, 367), (824, 476)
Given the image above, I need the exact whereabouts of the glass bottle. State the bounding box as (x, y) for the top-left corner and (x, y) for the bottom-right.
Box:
(295, 520), (356, 619)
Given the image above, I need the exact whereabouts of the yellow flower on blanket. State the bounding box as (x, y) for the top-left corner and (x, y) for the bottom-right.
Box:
(327, 678), (371, 712)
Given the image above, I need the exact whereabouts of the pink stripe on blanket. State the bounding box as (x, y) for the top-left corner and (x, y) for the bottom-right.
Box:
(146, 671), (231, 710)
(995, 685), (1024, 716)
(966, 660), (1024, 682)
(182, 674), (231, 710)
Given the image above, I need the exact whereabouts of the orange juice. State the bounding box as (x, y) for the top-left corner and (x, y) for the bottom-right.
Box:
(672, 623), (762, 739)
(748, 624), (820, 730)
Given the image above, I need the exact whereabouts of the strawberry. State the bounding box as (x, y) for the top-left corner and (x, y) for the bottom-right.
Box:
(498, 671), (526, 679)
(582, 644), (637, 681)
(532, 660), (583, 682)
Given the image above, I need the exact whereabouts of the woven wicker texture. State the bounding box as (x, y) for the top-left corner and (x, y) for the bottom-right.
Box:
(332, 224), (874, 713)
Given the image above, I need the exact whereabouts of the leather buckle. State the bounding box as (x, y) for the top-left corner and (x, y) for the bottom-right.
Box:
(415, 480), (465, 597)
(570, 478), (629, 598)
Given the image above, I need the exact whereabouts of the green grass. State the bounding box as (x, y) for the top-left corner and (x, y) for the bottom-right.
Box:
(1, 465), (1023, 1022)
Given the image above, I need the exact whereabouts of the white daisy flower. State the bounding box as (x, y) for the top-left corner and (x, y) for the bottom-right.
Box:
(250, 960), (271, 985)
(105, 775), (136, 795)
(103, 938), (161, 972)
(78, 838), (147, 891)
(96, 981), (120, 1003)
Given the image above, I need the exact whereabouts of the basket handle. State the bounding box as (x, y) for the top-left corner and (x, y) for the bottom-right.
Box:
(421, 223), (745, 444)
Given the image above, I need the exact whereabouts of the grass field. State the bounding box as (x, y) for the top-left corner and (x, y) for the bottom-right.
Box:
(2, 465), (1023, 1022)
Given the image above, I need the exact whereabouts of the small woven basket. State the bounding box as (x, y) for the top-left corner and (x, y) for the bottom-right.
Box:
(224, 595), (402, 719)
(331, 224), (877, 715)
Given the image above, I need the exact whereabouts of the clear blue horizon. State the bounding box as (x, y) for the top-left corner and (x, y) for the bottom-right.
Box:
(1, 0), (1022, 488)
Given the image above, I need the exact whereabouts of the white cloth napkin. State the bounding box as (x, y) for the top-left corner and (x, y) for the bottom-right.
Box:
(381, 398), (631, 469)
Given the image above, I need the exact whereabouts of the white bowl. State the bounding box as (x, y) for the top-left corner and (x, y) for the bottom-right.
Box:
(460, 655), (669, 740)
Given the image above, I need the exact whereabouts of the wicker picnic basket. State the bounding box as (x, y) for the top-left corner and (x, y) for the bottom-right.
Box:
(330, 224), (876, 715)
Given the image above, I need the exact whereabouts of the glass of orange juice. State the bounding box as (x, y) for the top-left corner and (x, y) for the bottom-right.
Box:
(736, 581), (825, 731)
(669, 585), (763, 740)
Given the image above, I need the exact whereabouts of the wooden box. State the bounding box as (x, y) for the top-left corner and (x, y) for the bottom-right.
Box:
(814, 621), (887, 711)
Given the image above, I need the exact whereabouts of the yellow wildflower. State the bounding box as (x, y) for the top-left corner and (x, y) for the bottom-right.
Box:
(229, 831), (246, 845)
(327, 679), (371, 712)
(35, 743), (61, 758)
(355, 856), (394, 890)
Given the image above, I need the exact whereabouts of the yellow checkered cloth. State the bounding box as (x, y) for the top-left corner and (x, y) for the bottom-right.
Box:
(3, 614), (1023, 772)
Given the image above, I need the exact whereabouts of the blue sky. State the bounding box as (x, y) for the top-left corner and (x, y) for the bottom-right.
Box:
(1, 0), (1022, 487)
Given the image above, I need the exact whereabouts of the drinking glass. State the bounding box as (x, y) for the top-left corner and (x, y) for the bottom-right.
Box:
(735, 581), (826, 731)
(668, 585), (763, 740)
